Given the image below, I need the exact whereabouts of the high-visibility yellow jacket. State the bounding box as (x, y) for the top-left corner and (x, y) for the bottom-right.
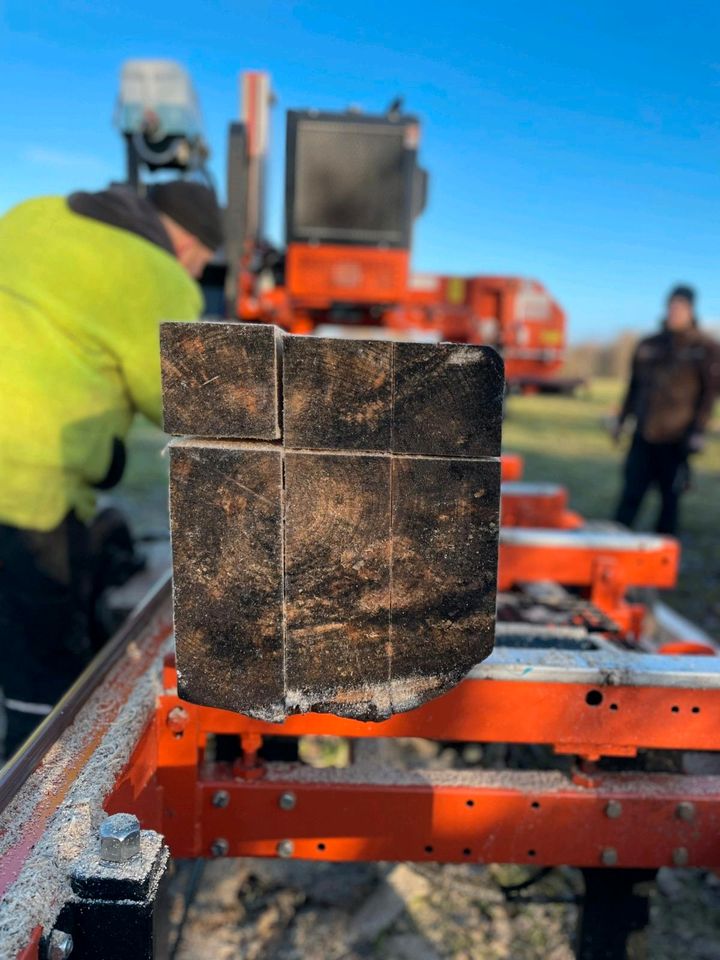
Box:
(0, 196), (202, 531)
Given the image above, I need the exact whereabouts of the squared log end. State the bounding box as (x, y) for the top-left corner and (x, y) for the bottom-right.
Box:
(160, 321), (281, 439)
(392, 342), (504, 457)
(283, 335), (392, 451)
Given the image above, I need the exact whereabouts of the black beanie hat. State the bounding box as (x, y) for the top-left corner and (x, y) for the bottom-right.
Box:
(148, 181), (224, 251)
(667, 284), (696, 306)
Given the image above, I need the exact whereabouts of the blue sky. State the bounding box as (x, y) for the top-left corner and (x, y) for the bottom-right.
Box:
(2, 1), (720, 340)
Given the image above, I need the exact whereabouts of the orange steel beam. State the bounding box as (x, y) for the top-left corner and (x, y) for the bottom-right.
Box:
(497, 531), (679, 635)
(149, 673), (720, 759)
(108, 690), (720, 868)
(498, 534), (679, 593)
(192, 771), (720, 869)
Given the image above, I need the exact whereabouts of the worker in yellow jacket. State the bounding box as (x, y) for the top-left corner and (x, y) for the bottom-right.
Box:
(0, 181), (223, 755)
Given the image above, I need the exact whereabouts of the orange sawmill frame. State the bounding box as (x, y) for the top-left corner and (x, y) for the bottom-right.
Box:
(6, 452), (720, 960)
(104, 651), (720, 868)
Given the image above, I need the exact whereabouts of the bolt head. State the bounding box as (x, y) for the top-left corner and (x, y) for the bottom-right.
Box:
(212, 790), (230, 809)
(99, 813), (141, 863)
(167, 706), (189, 734)
(48, 929), (73, 959)
(278, 792), (296, 811)
(672, 847), (689, 867)
(605, 800), (622, 819)
(277, 839), (294, 858)
(211, 837), (229, 857)
(601, 847), (618, 866)
(676, 801), (695, 822)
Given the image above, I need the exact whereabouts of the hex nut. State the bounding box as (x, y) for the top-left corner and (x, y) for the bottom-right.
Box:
(212, 790), (230, 809)
(167, 706), (189, 734)
(99, 813), (141, 863)
(47, 929), (74, 959)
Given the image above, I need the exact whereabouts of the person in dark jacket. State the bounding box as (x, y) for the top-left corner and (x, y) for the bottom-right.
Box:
(613, 285), (720, 535)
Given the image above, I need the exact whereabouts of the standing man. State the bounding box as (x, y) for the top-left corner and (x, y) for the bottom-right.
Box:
(613, 285), (720, 535)
(0, 181), (223, 755)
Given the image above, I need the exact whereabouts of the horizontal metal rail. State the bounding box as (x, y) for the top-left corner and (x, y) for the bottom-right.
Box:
(0, 572), (172, 813)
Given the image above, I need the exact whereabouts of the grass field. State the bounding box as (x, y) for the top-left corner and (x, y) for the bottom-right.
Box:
(503, 378), (720, 633)
(119, 377), (720, 635)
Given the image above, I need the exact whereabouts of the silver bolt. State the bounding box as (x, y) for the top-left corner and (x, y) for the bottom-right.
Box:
(672, 847), (689, 867)
(212, 790), (230, 808)
(278, 792), (296, 811)
(676, 802), (695, 822)
(601, 847), (618, 866)
(47, 930), (74, 959)
(211, 837), (229, 857)
(99, 813), (141, 863)
(605, 801), (622, 819)
(277, 839), (294, 858)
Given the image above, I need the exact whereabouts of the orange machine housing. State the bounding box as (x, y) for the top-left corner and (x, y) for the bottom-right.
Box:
(286, 245), (410, 306)
(230, 74), (570, 390)
(399, 273), (566, 387)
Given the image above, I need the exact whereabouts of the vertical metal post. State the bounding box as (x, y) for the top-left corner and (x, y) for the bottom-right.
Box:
(576, 868), (656, 959)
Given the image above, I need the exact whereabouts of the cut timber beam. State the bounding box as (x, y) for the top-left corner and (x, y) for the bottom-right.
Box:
(162, 322), (503, 721)
(160, 321), (281, 439)
(169, 440), (284, 718)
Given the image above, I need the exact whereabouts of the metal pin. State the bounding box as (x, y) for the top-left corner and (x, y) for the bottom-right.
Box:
(277, 839), (294, 858)
(601, 847), (618, 866)
(211, 837), (229, 857)
(672, 847), (689, 867)
(676, 802), (695, 822)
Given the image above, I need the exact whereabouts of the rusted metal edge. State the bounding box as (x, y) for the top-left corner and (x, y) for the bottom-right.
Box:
(0, 571), (172, 813)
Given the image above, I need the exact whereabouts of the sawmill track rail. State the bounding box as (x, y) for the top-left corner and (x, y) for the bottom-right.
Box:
(0, 572), (172, 813)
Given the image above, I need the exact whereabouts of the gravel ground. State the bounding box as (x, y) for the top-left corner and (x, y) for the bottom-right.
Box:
(167, 853), (720, 959)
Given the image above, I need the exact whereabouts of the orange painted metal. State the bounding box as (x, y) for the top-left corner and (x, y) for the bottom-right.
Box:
(107, 669), (720, 866)
(151, 674), (720, 756)
(497, 536), (679, 633)
(90, 488), (717, 882)
(15, 927), (41, 960)
(286, 245), (410, 305)
(501, 486), (582, 529)
(500, 453), (524, 482)
(400, 275), (566, 386)
(659, 642), (717, 656)
(498, 538), (678, 593)
(194, 772), (720, 869)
